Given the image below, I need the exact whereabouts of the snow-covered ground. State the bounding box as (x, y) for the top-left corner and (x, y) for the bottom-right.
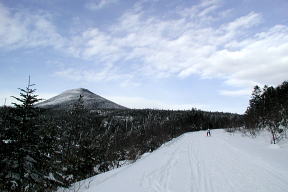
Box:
(61, 129), (288, 192)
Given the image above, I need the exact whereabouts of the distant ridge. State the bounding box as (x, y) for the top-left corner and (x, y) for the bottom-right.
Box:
(36, 88), (126, 110)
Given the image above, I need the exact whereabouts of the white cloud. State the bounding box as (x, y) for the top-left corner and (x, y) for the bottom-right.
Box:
(0, 3), (64, 49)
(205, 25), (288, 88)
(85, 0), (118, 10)
(219, 89), (251, 96)
(180, 0), (220, 22)
(55, 67), (117, 82)
(2, 0), (288, 92)
(55, 0), (287, 91)
(54, 66), (140, 87)
(226, 12), (262, 32)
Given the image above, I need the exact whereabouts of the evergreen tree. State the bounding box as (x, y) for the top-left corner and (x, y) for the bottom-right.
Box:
(0, 78), (63, 191)
(244, 81), (288, 143)
(61, 94), (103, 183)
(261, 86), (283, 144)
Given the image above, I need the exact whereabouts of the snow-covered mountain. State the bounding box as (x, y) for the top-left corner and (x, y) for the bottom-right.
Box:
(61, 129), (288, 192)
(36, 88), (126, 110)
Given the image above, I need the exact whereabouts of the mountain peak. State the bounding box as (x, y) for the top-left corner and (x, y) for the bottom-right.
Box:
(70, 88), (89, 92)
(62, 88), (93, 94)
(37, 88), (126, 110)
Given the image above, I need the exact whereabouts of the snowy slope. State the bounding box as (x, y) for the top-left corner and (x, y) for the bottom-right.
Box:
(61, 129), (288, 192)
(36, 88), (126, 110)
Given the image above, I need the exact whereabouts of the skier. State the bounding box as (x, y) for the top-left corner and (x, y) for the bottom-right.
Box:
(207, 129), (211, 136)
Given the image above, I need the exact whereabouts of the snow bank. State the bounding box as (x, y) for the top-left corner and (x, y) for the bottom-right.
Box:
(60, 129), (288, 192)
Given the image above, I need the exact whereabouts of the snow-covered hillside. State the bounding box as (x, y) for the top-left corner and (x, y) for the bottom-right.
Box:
(36, 88), (126, 110)
(61, 129), (288, 192)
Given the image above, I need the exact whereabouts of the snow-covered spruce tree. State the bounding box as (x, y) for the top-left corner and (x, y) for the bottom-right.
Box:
(0, 79), (63, 191)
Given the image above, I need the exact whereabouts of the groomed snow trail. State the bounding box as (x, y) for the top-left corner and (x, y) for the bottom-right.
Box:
(68, 130), (288, 192)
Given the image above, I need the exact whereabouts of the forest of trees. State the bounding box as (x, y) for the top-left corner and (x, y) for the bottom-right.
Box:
(0, 81), (243, 191)
(244, 81), (288, 144)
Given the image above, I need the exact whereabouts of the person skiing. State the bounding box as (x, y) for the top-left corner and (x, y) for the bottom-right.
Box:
(207, 129), (211, 136)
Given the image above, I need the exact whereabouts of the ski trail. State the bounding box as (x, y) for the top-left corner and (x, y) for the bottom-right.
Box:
(141, 136), (187, 192)
(143, 146), (178, 192)
(190, 131), (288, 192)
(192, 137), (214, 192)
(187, 136), (214, 192)
(67, 130), (288, 192)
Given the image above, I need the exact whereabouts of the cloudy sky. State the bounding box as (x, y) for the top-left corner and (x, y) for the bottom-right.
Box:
(0, 0), (288, 113)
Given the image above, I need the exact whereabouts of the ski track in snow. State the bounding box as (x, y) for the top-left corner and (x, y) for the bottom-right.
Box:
(66, 130), (288, 192)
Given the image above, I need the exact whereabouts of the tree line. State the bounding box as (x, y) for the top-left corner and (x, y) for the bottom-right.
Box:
(0, 81), (243, 191)
(244, 81), (288, 143)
